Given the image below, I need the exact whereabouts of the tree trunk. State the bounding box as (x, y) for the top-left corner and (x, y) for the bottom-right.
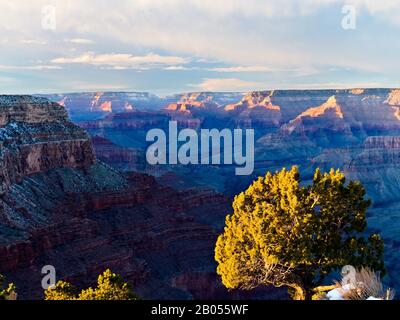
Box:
(313, 285), (339, 292)
(290, 284), (328, 300)
(290, 284), (307, 300)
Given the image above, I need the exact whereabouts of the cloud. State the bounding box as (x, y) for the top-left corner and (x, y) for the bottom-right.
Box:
(0, 65), (62, 70)
(348, 0), (400, 23)
(1, 1), (399, 70)
(64, 38), (95, 44)
(51, 52), (188, 69)
(163, 65), (195, 71)
(19, 39), (47, 45)
(192, 78), (266, 91)
(209, 66), (273, 73)
(0, 0), (399, 92)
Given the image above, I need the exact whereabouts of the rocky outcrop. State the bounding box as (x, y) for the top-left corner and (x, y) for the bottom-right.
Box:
(0, 96), (68, 126)
(0, 96), (96, 193)
(225, 91), (280, 112)
(167, 92), (244, 109)
(165, 92), (220, 112)
(224, 91), (281, 128)
(282, 95), (346, 133)
(296, 96), (344, 119)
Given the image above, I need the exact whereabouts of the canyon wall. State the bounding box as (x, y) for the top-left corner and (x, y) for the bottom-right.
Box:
(0, 96), (95, 193)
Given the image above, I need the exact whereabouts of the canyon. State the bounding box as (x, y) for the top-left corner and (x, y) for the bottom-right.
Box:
(0, 95), (283, 300)
(42, 88), (400, 293)
(1, 88), (400, 299)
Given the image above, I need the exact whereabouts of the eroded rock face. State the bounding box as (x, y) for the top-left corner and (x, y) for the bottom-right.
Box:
(0, 96), (96, 193)
(0, 96), (68, 126)
(91, 136), (146, 171)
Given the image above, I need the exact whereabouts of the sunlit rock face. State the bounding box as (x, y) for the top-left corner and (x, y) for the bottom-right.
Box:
(165, 92), (221, 112)
(281, 95), (348, 138)
(225, 91), (280, 111)
(224, 91), (282, 129)
(385, 89), (400, 106)
(168, 92), (245, 110)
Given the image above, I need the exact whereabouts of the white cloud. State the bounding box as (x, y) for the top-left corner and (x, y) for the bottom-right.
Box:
(51, 52), (188, 69)
(64, 38), (95, 44)
(0, 1), (398, 70)
(192, 78), (266, 91)
(209, 66), (273, 73)
(19, 39), (47, 45)
(350, 0), (400, 25)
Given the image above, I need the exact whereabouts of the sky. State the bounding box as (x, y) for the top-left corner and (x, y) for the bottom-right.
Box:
(0, 0), (399, 95)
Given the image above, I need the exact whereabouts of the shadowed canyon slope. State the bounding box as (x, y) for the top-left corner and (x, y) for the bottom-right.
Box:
(0, 95), (284, 299)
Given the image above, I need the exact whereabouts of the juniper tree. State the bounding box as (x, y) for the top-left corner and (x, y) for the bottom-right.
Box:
(215, 166), (385, 300)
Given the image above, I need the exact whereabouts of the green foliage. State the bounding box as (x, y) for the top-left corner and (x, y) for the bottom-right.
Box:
(0, 274), (16, 300)
(215, 166), (385, 300)
(45, 269), (139, 300)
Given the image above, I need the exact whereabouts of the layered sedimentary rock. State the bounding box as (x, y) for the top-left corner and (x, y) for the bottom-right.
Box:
(91, 136), (146, 171)
(0, 96), (95, 193)
(0, 96), (68, 125)
(364, 136), (400, 149)
(224, 91), (282, 128)
(166, 92), (244, 109)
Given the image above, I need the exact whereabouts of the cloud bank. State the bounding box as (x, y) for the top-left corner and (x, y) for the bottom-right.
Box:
(0, 0), (399, 93)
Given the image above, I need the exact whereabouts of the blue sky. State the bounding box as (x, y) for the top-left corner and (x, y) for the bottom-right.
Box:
(0, 0), (399, 95)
